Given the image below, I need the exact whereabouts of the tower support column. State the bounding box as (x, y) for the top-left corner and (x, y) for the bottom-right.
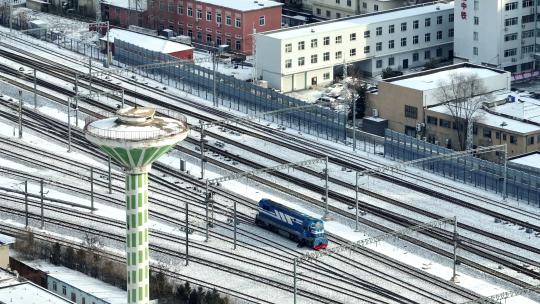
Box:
(126, 172), (150, 304)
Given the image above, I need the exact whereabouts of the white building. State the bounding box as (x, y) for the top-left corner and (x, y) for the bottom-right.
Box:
(453, 0), (538, 76)
(256, 1), (454, 92)
(312, 0), (414, 19)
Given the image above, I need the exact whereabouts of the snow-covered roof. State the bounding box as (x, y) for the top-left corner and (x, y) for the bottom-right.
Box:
(264, 2), (453, 40)
(428, 103), (540, 134)
(102, 29), (193, 54)
(0, 233), (15, 245)
(24, 260), (125, 304)
(197, 0), (282, 12)
(491, 91), (540, 125)
(101, 0), (147, 11)
(510, 152), (540, 169)
(0, 269), (72, 304)
(390, 67), (503, 91)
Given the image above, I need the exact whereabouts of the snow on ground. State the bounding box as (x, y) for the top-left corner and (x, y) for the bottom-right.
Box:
(194, 51), (254, 81)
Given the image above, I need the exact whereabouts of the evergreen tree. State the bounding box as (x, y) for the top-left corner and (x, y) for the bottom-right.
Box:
(50, 242), (61, 265)
(64, 246), (75, 269)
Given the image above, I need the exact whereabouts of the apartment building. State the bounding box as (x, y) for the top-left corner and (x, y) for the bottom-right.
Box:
(312, 0), (407, 19)
(256, 2), (454, 92)
(454, 0), (540, 76)
(104, 0), (282, 55)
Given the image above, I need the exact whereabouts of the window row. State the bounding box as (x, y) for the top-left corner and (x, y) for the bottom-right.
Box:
(285, 29), (453, 53)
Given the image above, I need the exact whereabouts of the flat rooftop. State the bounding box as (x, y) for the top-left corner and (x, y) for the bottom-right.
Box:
(0, 234), (15, 246)
(102, 29), (193, 54)
(389, 66), (504, 91)
(263, 1), (453, 40)
(197, 0), (282, 12)
(510, 152), (540, 169)
(101, 0), (147, 11)
(0, 269), (72, 304)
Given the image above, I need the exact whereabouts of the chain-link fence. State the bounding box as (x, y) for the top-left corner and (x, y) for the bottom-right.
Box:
(384, 129), (540, 206)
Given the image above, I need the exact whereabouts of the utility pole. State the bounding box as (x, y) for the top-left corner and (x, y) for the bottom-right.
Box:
(33, 69), (37, 109)
(293, 258), (297, 304)
(200, 122), (206, 179)
(90, 167), (94, 212)
(106, 21), (111, 66)
(355, 171), (359, 231)
(74, 74), (78, 94)
(185, 200), (189, 266)
(205, 179), (209, 242)
(24, 180), (28, 227)
(75, 97), (79, 127)
(40, 179), (44, 229)
(323, 156), (330, 220)
(502, 144), (507, 201)
(212, 50), (217, 107)
(67, 98), (72, 152)
(233, 200), (237, 250)
(89, 58), (92, 90)
(108, 156), (112, 194)
(451, 216), (458, 283)
(18, 90), (22, 138)
(352, 90), (356, 151)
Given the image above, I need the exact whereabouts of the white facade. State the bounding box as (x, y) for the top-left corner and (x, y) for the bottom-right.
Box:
(257, 2), (455, 92)
(312, 0), (408, 19)
(453, 0), (538, 75)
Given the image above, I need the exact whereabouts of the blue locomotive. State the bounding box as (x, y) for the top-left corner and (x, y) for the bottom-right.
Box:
(255, 198), (328, 250)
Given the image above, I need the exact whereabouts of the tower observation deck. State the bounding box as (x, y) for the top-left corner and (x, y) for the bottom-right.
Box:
(84, 107), (189, 304)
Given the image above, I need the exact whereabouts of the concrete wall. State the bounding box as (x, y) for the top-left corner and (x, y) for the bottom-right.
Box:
(0, 246), (9, 269)
(48, 277), (108, 304)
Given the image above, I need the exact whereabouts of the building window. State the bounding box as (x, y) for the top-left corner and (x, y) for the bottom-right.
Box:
(436, 48), (442, 57)
(335, 51), (342, 59)
(413, 35), (418, 44)
(435, 15), (442, 25)
(323, 72), (330, 80)
(425, 33), (431, 42)
(350, 48), (356, 56)
(374, 4), (378, 11)
(427, 116), (438, 125)
(412, 52), (419, 62)
(522, 14), (535, 24)
(473, 47), (479, 55)
(206, 34), (212, 44)
(298, 41), (305, 50)
(376, 27), (382, 36)
(311, 39), (318, 48)
(510, 135), (517, 144)
(323, 52), (330, 61)
(388, 40), (394, 49)
(82, 298), (85, 304)
(528, 136), (535, 145)
(400, 22), (407, 31)
(413, 20), (419, 29)
(522, 30), (534, 38)
(436, 31), (442, 40)
(168, 1), (174, 12)
(376, 42), (382, 51)
(347, 0), (351, 6)
(298, 57), (305, 66)
(71, 293), (76, 302)
(376, 60), (382, 68)
(505, 2), (518, 10)
(335, 0), (340, 4)
(285, 43), (292, 53)
(326, 10), (331, 17)
(474, 16), (479, 25)
(504, 48), (517, 57)
(440, 119), (451, 128)
(388, 57), (394, 66)
(62, 286), (66, 295)
(362, 2), (367, 8)
(177, 4), (183, 14)
(323, 36), (330, 45)
(259, 16), (265, 26)
(285, 59), (292, 68)
(316, 8), (321, 15)
(505, 17), (518, 26)
(364, 46), (370, 54)
(473, 31), (479, 41)
(53, 281), (57, 291)
(335, 12), (341, 18)
(425, 18), (431, 27)
(400, 37), (407, 47)
(404, 105), (418, 119)
(235, 40), (241, 50)
(424, 50), (431, 59)
(216, 13), (221, 23)
(226, 15), (231, 25)
(187, 7), (193, 17)
(388, 24), (395, 34)
(448, 28), (454, 37)
(311, 54), (318, 63)
(196, 9), (202, 19)
(483, 128), (492, 138)
(449, 13), (454, 22)
(351, 33), (357, 40)
(363, 31), (369, 38)
(206, 11), (212, 21)
(335, 36), (342, 44)
(235, 17), (241, 28)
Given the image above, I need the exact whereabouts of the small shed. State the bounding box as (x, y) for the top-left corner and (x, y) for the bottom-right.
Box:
(0, 234), (15, 269)
(100, 28), (194, 60)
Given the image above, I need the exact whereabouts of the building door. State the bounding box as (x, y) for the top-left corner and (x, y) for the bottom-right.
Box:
(448, 50), (454, 59)
(402, 59), (409, 69)
(311, 77), (317, 86)
(404, 126), (417, 137)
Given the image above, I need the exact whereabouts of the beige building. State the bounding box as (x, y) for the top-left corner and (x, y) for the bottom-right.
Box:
(0, 234), (15, 269)
(366, 62), (540, 157)
(312, 0), (417, 19)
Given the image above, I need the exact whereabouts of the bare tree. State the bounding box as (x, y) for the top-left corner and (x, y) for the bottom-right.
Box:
(436, 72), (488, 150)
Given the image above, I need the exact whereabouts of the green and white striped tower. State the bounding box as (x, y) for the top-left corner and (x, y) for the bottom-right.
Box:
(84, 107), (188, 304)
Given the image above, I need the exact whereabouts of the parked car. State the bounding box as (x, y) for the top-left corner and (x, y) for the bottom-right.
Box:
(324, 83), (344, 97)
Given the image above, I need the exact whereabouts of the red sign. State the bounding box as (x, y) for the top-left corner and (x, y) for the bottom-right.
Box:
(461, 0), (467, 19)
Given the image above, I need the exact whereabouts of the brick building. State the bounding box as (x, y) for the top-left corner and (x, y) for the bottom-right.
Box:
(104, 0), (283, 55)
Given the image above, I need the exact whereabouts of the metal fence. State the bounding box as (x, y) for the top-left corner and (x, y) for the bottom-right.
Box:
(114, 40), (348, 142)
(384, 129), (540, 206)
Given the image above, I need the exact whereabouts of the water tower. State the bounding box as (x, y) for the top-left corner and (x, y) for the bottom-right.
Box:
(84, 107), (189, 304)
